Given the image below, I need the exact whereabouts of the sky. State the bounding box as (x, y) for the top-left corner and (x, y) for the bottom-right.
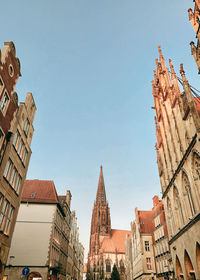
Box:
(1, 0), (199, 260)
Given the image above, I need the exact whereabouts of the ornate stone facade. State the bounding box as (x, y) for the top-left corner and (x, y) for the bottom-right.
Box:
(188, 1), (200, 73)
(88, 166), (130, 280)
(152, 46), (200, 280)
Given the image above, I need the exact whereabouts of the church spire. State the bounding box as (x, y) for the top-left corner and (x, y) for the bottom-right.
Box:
(96, 165), (107, 204)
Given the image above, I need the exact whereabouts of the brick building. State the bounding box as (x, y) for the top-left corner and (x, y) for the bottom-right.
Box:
(0, 41), (36, 278)
(88, 166), (130, 280)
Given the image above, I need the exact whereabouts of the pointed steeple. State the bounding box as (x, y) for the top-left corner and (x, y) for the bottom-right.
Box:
(96, 165), (106, 204)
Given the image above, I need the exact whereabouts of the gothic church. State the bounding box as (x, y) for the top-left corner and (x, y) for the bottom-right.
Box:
(88, 166), (130, 280)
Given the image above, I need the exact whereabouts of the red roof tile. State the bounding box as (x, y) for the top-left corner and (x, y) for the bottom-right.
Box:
(138, 210), (154, 233)
(100, 229), (131, 253)
(22, 180), (59, 203)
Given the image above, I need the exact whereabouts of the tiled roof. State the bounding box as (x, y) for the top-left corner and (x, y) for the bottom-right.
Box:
(22, 180), (59, 203)
(194, 97), (200, 117)
(138, 210), (154, 233)
(100, 229), (131, 253)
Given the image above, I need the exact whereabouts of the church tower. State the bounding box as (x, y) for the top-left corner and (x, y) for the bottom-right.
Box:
(89, 166), (111, 257)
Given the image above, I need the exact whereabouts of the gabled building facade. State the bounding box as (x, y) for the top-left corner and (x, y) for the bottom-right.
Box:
(88, 166), (130, 280)
(131, 208), (155, 280)
(152, 46), (200, 280)
(152, 196), (174, 280)
(4, 180), (71, 280)
(0, 41), (36, 279)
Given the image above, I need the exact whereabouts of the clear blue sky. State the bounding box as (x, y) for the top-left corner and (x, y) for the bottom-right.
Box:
(1, 0), (199, 259)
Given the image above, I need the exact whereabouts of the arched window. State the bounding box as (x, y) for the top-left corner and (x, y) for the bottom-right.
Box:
(182, 172), (195, 217)
(192, 152), (200, 181)
(173, 186), (184, 226)
(120, 259), (125, 272)
(166, 197), (175, 237)
(106, 260), (111, 273)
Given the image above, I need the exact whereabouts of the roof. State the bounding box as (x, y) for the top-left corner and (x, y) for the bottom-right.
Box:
(100, 229), (131, 253)
(194, 97), (200, 117)
(138, 210), (154, 234)
(22, 180), (59, 203)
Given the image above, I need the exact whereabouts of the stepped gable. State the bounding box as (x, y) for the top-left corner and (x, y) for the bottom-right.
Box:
(100, 229), (131, 253)
(22, 179), (59, 203)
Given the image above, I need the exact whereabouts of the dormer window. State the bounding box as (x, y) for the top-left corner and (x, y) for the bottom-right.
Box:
(30, 193), (35, 198)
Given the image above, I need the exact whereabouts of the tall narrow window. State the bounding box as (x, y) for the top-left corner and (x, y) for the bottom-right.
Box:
(9, 167), (17, 186)
(5, 206), (14, 234)
(183, 172), (195, 217)
(145, 241), (150, 251)
(13, 130), (20, 148)
(106, 260), (111, 272)
(146, 258), (152, 270)
(24, 119), (30, 136)
(22, 148), (28, 164)
(0, 128), (4, 149)
(14, 174), (21, 193)
(17, 140), (24, 157)
(4, 159), (12, 179)
(0, 77), (3, 92)
(0, 200), (9, 228)
(0, 91), (9, 113)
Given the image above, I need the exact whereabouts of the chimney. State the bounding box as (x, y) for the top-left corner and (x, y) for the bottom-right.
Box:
(153, 195), (159, 207)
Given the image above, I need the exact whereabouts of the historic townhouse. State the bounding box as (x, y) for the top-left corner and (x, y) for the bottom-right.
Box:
(4, 180), (71, 280)
(88, 166), (130, 280)
(188, 0), (200, 73)
(152, 46), (200, 280)
(0, 41), (36, 279)
(131, 208), (155, 280)
(66, 211), (84, 280)
(152, 196), (174, 280)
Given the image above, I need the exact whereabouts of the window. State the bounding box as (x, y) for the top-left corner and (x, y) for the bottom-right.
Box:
(106, 260), (111, 272)
(4, 206), (14, 234)
(24, 119), (30, 136)
(17, 140), (24, 157)
(14, 174), (21, 193)
(0, 77), (4, 95)
(22, 148), (28, 164)
(13, 130), (20, 148)
(145, 241), (150, 251)
(4, 159), (12, 179)
(146, 258), (152, 270)
(0, 128), (4, 149)
(9, 167), (17, 186)
(0, 91), (9, 113)
(0, 200), (9, 227)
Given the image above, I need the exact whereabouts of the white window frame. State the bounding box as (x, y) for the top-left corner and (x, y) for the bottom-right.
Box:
(13, 130), (20, 148)
(24, 119), (30, 136)
(4, 159), (12, 179)
(0, 127), (5, 150)
(4, 205), (14, 234)
(14, 174), (21, 193)
(0, 199), (9, 229)
(0, 91), (10, 115)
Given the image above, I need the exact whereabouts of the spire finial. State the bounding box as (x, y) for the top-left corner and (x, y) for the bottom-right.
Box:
(180, 64), (188, 83)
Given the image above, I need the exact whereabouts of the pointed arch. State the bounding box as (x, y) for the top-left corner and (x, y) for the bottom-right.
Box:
(182, 171), (196, 217)
(176, 255), (184, 280)
(105, 259), (111, 273)
(192, 151), (200, 181)
(173, 185), (185, 227)
(166, 197), (175, 236)
(184, 250), (196, 280)
(196, 242), (200, 274)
